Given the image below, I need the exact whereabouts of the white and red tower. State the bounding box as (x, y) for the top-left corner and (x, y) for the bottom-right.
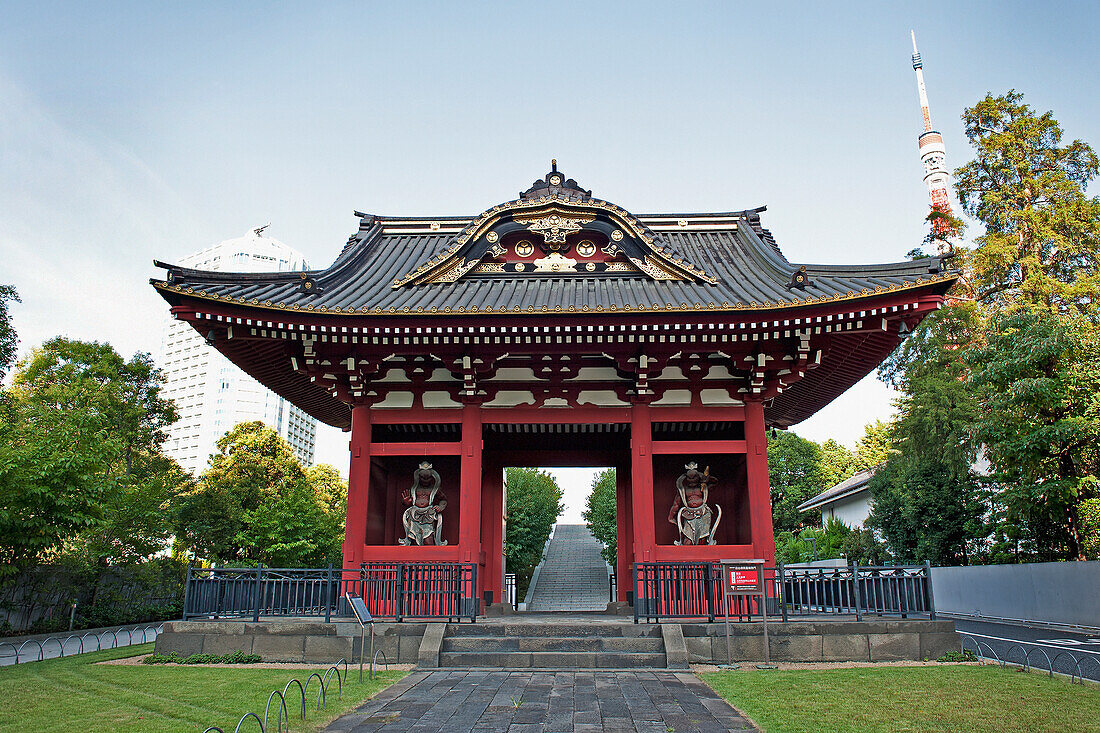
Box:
(911, 30), (954, 241)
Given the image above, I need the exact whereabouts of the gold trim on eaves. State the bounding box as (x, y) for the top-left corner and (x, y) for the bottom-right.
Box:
(153, 271), (958, 317)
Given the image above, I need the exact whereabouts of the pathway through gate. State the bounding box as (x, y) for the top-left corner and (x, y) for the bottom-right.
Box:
(526, 524), (609, 612)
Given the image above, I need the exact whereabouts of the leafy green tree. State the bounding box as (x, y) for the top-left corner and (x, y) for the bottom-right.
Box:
(0, 393), (112, 576)
(504, 468), (563, 594)
(869, 304), (987, 564)
(175, 421), (346, 565)
(819, 439), (857, 490)
(967, 309), (1100, 560)
(867, 454), (984, 565)
(1082, 497), (1100, 561)
(0, 339), (180, 574)
(239, 478), (345, 567)
(71, 452), (192, 565)
(840, 529), (890, 566)
(0, 284), (19, 380)
(583, 468), (617, 565)
(955, 91), (1100, 313)
(854, 420), (892, 472)
(767, 430), (826, 532)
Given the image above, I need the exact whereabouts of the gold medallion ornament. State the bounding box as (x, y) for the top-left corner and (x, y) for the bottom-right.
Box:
(486, 231), (499, 243)
(576, 239), (596, 257)
(514, 239), (534, 257)
(514, 209), (596, 246)
(611, 229), (624, 241)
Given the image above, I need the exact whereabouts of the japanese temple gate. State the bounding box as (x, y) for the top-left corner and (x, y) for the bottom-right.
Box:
(154, 164), (956, 610)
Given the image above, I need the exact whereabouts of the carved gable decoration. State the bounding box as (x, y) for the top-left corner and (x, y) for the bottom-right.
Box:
(392, 163), (715, 288)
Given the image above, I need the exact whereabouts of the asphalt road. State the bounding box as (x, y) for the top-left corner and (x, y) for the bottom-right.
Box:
(0, 623), (163, 666)
(953, 618), (1100, 681)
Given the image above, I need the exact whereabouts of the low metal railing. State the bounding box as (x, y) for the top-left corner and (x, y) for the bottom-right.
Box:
(504, 574), (517, 610)
(183, 563), (478, 623)
(633, 561), (935, 623)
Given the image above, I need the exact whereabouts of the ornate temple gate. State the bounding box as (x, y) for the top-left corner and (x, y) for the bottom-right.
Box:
(153, 164), (957, 615)
(342, 401), (776, 607)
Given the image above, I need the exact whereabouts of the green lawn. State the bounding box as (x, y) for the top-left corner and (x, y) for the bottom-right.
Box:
(0, 643), (405, 732)
(702, 666), (1100, 733)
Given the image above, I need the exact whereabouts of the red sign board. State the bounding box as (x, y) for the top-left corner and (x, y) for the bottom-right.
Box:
(721, 560), (765, 595)
(730, 569), (758, 588)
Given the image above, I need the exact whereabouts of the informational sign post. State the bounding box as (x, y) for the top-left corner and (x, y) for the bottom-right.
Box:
(719, 559), (769, 665)
(346, 593), (374, 681)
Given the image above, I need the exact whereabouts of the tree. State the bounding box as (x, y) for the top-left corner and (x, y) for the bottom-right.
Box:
(1082, 497), (1100, 561)
(818, 439), (857, 490)
(967, 309), (1100, 560)
(955, 91), (1100, 313)
(504, 468), (563, 594)
(12, 339), (177, 477)
(0, 392), (112, 576)
(854, 420), (892, 472)
(175, 421), (346, 565)
(869, 304), (987, 564)
(583, 468), (617, 565)
(0, 284), (19, 380)
(0, 339), (180, 574)
(767, 430), (826, 533)
(70, 451), (192, 565)
(867, 454), (984, 565)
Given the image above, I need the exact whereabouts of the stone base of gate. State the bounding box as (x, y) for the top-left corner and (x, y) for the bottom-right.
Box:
(153, 620), (427, 664)
(152, 617), (957, 666)
(682, 619), (958, 663)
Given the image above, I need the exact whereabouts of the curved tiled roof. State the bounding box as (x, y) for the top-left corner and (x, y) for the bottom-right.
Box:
(154, 209), (954, 316)
(797, 466), (881, 512)
(150, 168), (958, 430)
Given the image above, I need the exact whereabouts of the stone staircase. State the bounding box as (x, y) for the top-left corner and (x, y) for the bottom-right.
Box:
(438, 620), (668, 669)
(525, 524), (610, 612)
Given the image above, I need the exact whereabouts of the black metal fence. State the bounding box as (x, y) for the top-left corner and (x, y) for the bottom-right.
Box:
(183, 563), (478, 623)
(633, 561), (935, 623)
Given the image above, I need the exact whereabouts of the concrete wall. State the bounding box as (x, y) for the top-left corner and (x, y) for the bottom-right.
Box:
(932, 561), (1100, 629)
(681, 620), (958, 663)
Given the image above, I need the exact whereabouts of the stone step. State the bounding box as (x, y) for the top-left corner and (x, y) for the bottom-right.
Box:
(445, 623), (661, 638)
(441, 636), (664, 653)
(437, 651), (668, 669)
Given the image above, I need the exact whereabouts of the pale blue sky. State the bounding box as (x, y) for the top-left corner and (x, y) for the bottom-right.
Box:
(3, 2), (1097, 512)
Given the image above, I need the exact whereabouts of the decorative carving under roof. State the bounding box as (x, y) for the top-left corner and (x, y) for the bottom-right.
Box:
(392, 163), (716, 288)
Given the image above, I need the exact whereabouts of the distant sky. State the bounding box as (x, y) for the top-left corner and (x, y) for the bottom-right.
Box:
(3, 2), (1098, 517)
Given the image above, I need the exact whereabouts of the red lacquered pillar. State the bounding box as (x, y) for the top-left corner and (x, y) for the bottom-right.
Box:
(745, 400), (776, 565)
(480, 461), (504, 605)
(344, 405), (371, 567)
(457, 404), (484, 566)
(630, 403), (656, 564)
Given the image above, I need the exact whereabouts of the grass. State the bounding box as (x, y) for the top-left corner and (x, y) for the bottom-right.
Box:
(702, 665), (1100, 733)
(0, 643), (406, 732)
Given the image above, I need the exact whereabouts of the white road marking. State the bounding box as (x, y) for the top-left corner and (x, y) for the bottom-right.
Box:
(1034, 638), (1100, 647)
(960, 631), (1100, 657)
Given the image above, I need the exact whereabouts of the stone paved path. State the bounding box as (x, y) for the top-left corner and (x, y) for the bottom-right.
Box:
(527, 524), (609, 612)
(325, 670), (757, 732)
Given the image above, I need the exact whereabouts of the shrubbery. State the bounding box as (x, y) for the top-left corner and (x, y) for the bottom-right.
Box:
(143, 649), (262, 665)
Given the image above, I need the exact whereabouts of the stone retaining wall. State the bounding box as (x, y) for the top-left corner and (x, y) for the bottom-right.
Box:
(681, 620), (958, 662)
(154, 621), (427, 664)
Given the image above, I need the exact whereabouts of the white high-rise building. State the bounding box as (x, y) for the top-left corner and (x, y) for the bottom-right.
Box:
(160, 226), (317, 475)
